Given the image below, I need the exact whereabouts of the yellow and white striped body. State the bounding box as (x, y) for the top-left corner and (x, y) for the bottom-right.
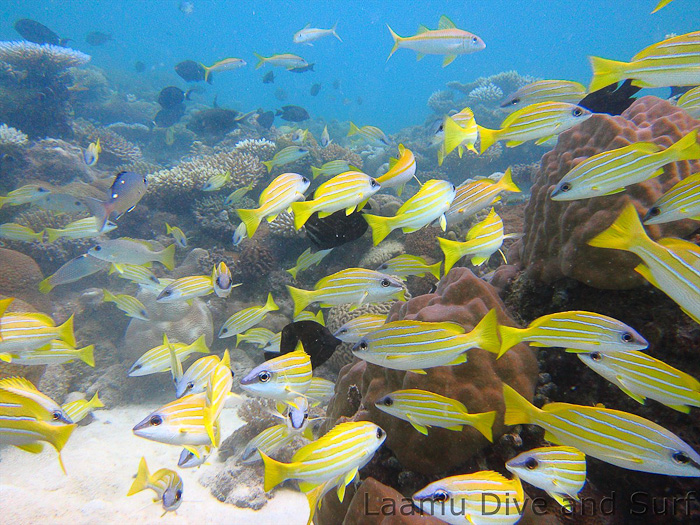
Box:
(577, 349), (700, 413)
(286, 247), (333, 279)
(262, 147), (309, 172)
(202, 171), (231, 192)
(376, 254), (441, 280)
(501, 80), (587, 111)
(644, 171), (700, 224)
(46, 217), (116, 242)
(263, 332), (282, 353)
(255, 53), (307, 69)
(305, 377), (335, 406)
(311, 160), (353, 180)
(241, 423), (295, 463)
(129, 335), (209, 376)
(506, 446), (586, 509)
(156, 275), (214, 302)
(219, 293), (278, 338)
(0, 223), (44, 242)
(333, 314), (387, 343)
(204, 351), (232, 446)
(0, 184), (50, 209)
(0, 377), (72, 424)
(132, 392), (215, 446)
(0, 313), (75, 353)
(165, 223), (187, 247)
(375, 144), (416, 195)
(62, 392), (104, 423)
(109, 263), (160, 289)
(7, 340), (94, 367)
(439, 208), (504, 273)
(240, 348), (312, 401)
(102, 290), (149, 320)
(347, 123), (390, 146)
(439, 108), (478, 164)
(176, 354), (220, 398)
(236, 327), (276, 347)
(445, 169), (520, 226)
(677, 86), (700, 118)
(293, 310), (325, 325)
(127, 457), (184, 513)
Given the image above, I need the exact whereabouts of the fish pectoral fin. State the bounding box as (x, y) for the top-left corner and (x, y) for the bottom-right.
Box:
(442, 54), (457, 67)
(336, 467), (358, 502)
(408, 369), (427, 375)
(317, 211), (331, 219)
(505, 140), (525, 147)
(601, 187), (627, 195)
(439, 214), (447, 231)
(416, 53), (425, 61)
(634, 263), (660, 288)
(445, 425), (464, 431)
(470, 255), (489, 266)
(446, 354), (468, 366)
(406, 414), (429, 435)
(345, 205), (357, 216)
(543, 430), (564, 445)
(551, 492), (574, 510)
(534, 136), (554, 145)
(17, 442), (44, 454)
(616, 377), (647, 404)
(266, 214), (278, 223)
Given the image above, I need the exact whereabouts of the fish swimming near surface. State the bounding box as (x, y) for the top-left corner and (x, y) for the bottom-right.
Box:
(589, 31), (700, 92)
(643, 171), (700, 224)
(85, 31), (112, 46)
(262, 71), (275, 84)
(333, 314), (387, 344)
(293, 23), (342, 45)
(375, 389), (496, 439)
(445, 168), (521, 226)
(272, 321), (343, 368)
(496, 310), (648, 358)
(502, 383), (700, 476)
(304, 207), (370, 249)
(276, 105), (310, 122)
(347, 122), (390, 146)
(88, 238), (176, 270)
(14, 19), (68, 46)
(501, 80), (587, 111)
(39, 254), (109, 293)
(127, 457), (184, 515)
(387, 15), (485, 67)
(551, 130), (700, 200)
(255, 53), (308, 70)
(84, 171), (149, 231)
(241, 346), (312, 401)
(219, 293), (279, 338)
(505, 446), (586, 510)
(375, 144), (416, 196)
(62, 392), (104, 423)
(83, 138), (101, 166)
(202, 57), (246, 83)
(175, 60), (209, 83)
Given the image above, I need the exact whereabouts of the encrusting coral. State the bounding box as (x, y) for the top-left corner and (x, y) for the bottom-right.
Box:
(519, 96), (700, 289)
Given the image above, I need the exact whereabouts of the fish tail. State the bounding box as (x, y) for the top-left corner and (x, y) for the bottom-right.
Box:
(165, 223), (173, 234)
(102, 289), (116, 303)
(236, 208), (263, 238)
(588, 56), (626, 92)
(83, 197), (109, 232)
(470, 410), (497, 442)
(306, 484), (325, 525)
(264, 292), (279, 312)
(651, 0), (673, 13)
(332, 21), (342, 42)
(291, 201), (315, 229)
(260, 450), (294, 492)
(38, 277), (54, 294)
(665, 129), (700, 163)
(347, 121), (360, 137)
(437, 237), (465, 275)
(314, 310), (325, 325)
(363, 213), (393, 245)
(427, 260), (442, 280)
(443, 116), (470, 156)
(286, 266), (299, 279)
(497, 324), (527, 358)
(57, 315), (76, 347)
(189, 334), (210, 355)
(159, 244), (176, 271)
(127, 457), (151, 496)
(386, 25), (402, 61)
(203, 407), (219, 448)
(89, 391), (104, 408)
(287, 285), (316, 317)
(79, 345), (95, 367)
(34, 230), (45, 242)
(477, 125), (498, 154)
(203, 66), (212, 83)
(498, 167), (521, 193)
(262, 160), (274, 173)
(587, 203), (647, 253)
(254, 53), (266, 69)
(311, 166), (323, 179)
(0, 196), (7, 209)
(469, 308), (500, 355)
(45, 228), (62, 243)
(502, 384), (538, 426)
(437, 145), (446, 166)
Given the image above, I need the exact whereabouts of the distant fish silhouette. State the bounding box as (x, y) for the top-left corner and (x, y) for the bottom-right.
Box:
(305, 207), (369, 249)
(310, 83), (321, 96)
(14, 18), (68, 46)
(85, 31), (112, 46)
(175, 60), (208, 83)
(288, 62), (315, 73)
(262, 71), (275, 84)
(266, 321), (342, 368)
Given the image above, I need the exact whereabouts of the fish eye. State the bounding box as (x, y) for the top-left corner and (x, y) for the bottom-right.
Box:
(380, 278), (390, 287)
(93, 245), (102, 251)
(572, 107), (583, 117)
(647, 207), (660, 217)
(590, 351), (602, 361)
(175, 489), (182, 501)
(302, 176), (309, 184)
(221, 327), (228, 334)
(433, 489), (449, 503)
(338, 328), (347, 334)
(525, 457), (539, 470)
(376, 428), (384, 439)
(672, 451), (690, 464)
(383, 397), (393, 406)
(258, 370), (272, 382)
(150, 415), (163, 426)
(621, 332), (634, 343)
(186, 381), (194, 391)
(163, 290), (172, 296)
(558, 182), (572, 193)
(358, 341), (368, 351)
(511, 98), (520, 105)
(471, 36), (478, 44)
(52, 410), (62, 421)
(370, 179), (379, 188)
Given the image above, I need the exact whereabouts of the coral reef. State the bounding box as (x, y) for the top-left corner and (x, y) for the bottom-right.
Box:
(319, 141), (363, 168)
(21, 139), (96, 184)
(192, 194), (240, 243)
(268, 211), (301, 238)
(357, 240), (405, 268)
(0, 248), (47, 312)
(403, 226), (443, 261)
(0, 41), (90, 70)
(72, 118), (143, 166)
(236, 238), (275, 281)
(231, 138), (276, 160)
(519, 96), (700, 289)
(0, 123), (29, 150)
(427, 89), (455, 114)
(468, 83), (504, 104)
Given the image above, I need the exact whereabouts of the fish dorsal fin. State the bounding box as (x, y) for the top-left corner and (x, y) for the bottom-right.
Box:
(13, 312), (56, 325)
(398, 144), (406, 156)
(0, 376), (40, 395)
(416, 24), (430, 34)
(438, 15), (456, 29)
(388, 157), (399, 169)
(631, 142), (663, 154)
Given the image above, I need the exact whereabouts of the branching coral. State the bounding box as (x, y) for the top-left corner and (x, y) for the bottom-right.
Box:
(192, 194), (238, 242)
(268, 211), (301, 238)
(319, 142), (363, 168)
(0, 123), (29, 151)
(468, 83), (504, 104)
(72, 118), (143, 165)
(427, 89), (455, 114)
(0, 41), (90, 71)
(233, 138), (276, 160)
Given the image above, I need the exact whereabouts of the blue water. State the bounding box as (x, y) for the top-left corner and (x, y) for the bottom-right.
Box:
(2, 0), (698, 131)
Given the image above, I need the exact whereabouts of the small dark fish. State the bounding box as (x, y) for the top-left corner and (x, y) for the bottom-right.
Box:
(186, 108), (244, 136)
(175, 60), (208, 83)
(157, 86), (185, 109)
(305, 207), (369, 249)
(266, 321), (342, 368)
(288, 63), (315, 73)
(257, 110), (275, 129)
(276, 105), (310, 122)
(262, 71), (275, 84)
(84, 171), (148, 231)
(14, 19), (67, 46)
(356, 97), (363, 106)
(274, 88), (288, 101)
(85, 31), (112, 46)
(134, 61), (146, 73)
(578, 79), (641, 116)
(332, 79), (340, 90)
(310, 83), (321, 97)
(154, 107), (184, 127)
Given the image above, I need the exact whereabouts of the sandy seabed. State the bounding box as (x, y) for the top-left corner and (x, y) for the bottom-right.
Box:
(0, 404), (310, 525)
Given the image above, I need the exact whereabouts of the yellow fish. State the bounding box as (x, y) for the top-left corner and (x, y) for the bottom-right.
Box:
(203, 350), (232, 446)
(644, 171), (700, 224)
(202, 171), (231, 192)
(677, 85), (700, 118)
(4, 340), (94, 367)
(500, 80), (587, 111)
(128, 334), (209, 376)
(0, 223), (44, 242)
(240, 346), (312, 401)
(165, 223), (187, 248)
(286, 247), (333, 279)
(127, 457), (184, 515)
(0, 309), (75, 353)
(445, 168), (521, 226)
(262, 146), (309, 173)
(0, 184), (50, 209)
(202, 57), (246, 82)
(83, 138), (101, 166)
(156, 275), (214, 303)
(102, 289), (149, 320)
(62, 392), (104, 423)
(45, 217), (116, 242)
(347, 122), (390, 146)
(440, 107), (478, 164)
(219, 293), (278, 338)
(375, 144), (416, 196)
(254, 53), (308, 70)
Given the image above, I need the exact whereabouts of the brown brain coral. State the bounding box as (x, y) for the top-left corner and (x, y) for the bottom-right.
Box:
(0, 248), (47, 312)
(520, 96), (700, 289)
(324, 267), (538, 475)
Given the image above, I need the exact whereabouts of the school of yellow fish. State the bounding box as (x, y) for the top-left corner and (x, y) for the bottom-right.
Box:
(1, 12), (699, 525)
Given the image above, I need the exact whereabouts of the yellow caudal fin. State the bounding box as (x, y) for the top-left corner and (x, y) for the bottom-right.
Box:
(587, 203), (648, 253)
(188, 334), (210, 355)
(287, 286), (316, 317)
(426, 260), (442, 280)
(664, 129), (700, 163)
(0, 196), (8, 209)
(438, 237), (466, 275)
(291, 201), (315, 229)
(262, 160), (274, 173)
(651, 0), (673, 13)
(306, 484), (326, 525)
(38, 276), (53, 294)
(203, 65), (212, 83)
(386, 25), (402, 61)
(88, 391), (104, 409)
(286, 266), (299, 280)
(127, 457), (151, 496)
(264, 292), (279, 312)
(498, 167), (521, 193)
(260, 450), (293, 492)
(502, 384), (538, 426)
(79, 345), (95, 367)
(588, 56), (627, 92)
(468, 308), (500, 355)
(443, 116), (470, 156)
(470, 410), (497, 442)
(496, 324), (527, 358)
(159, 244), (176, 271)
(0, 297), (13, 317)
(254, 53), (266, 70)
(311, 166), (323, 179)
(57, 315), (76, 348)
(347, 121), (361, 137)
(237, 208), (263, 238)
(363, 214), (393, 245)
(45, 228), (62, 243)
(437, 145), (446, 166)
(477, 125), (499, 154)
(203, 406), (218, 447)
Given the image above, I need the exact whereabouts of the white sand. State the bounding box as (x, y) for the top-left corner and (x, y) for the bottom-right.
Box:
(0, 404), (310, 524)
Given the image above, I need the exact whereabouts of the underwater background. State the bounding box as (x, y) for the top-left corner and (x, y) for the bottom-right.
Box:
(0, 0), (699, 524)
